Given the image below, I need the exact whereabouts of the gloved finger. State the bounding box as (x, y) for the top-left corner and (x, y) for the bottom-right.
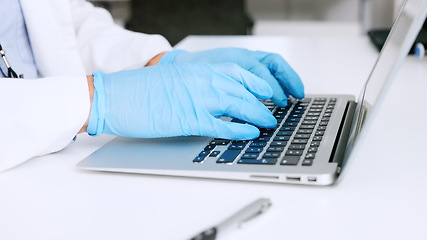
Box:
(246, 64), (290, 107)
(210, 63), (273, 100)
(254, 51), (305, 99)
(208, 93), (277, 129)
(207, 117), (262, 140)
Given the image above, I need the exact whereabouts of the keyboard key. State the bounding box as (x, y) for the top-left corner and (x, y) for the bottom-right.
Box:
(315, 131), (325, 136)
(292, 110), (305, 115)
(241, 153), (259, 159)
(276, 131), (293, 136)
(294, 134), (311, 139)
(310, 105), (324, 109)
(270, 141), (288, 147)
(209, 151), (221, 157)
(302, 159), (313, 166)
(255, 137), (271, 142)
(286, 118), (301, 122)
(322, 117), (330, 121)
(263, 152), (280, 158)
(245, 147), (263, 153)
(280, 126), (296, 131)
(210, 139), (230, 145)
(283, 122), (298, 127)
(250, 142), (267, 147)
(299, 125), (315, 129)
(199, 151), (210, 156)
(267, 147), (284, 152)
(238, 158), (277, 165)
(314, 97), (327, 101)
(300, 98), (312, 103)
(285, 150), (303, 156)
(297, 129), (313, 134)
(273, 109), (288, 115)
(304, 116), (319, 121)
(217, 150), (241, 163)
(288, 144), (306, 150)
(231, 140), (249, 145)
(317, 126), (327, 131)
(228, 144), (245, 150)
(308, 147), (318, 153)
(319, 121), (329, 126)
(281, 156), (300, 165)
(204, 144), (216, 151)
(273, 136), (290, 141)
(292, 139), (308, 144)
(193, 156), (206, 163)
(289, 113), (303, 118)
(313, 136), (322, 141)
(260, 132), (274, 137)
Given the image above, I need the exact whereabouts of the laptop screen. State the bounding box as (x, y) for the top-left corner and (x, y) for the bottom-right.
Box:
(347, 0), (427, 150)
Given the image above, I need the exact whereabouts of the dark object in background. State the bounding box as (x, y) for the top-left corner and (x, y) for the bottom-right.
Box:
(126, 0), (253, 45)
(368, 18), (427, 54)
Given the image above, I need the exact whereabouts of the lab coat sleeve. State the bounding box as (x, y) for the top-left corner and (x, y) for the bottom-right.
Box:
(69, 0), (173, 74)
(0, 76), (89, 171)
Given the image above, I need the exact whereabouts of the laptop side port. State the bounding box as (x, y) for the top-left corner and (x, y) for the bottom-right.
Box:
(249, 175), (280, 180)
(286, 176), (301, 182)
(307, 176), (317, 182)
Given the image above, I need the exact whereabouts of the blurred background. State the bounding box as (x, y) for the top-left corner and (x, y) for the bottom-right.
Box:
(89, 0), (424, 47)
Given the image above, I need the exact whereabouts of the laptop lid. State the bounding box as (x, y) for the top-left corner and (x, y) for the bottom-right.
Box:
(345, 0), (427, 155)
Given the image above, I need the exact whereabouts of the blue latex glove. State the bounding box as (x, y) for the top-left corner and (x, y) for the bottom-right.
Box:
(159, 48), (305, 107)
(87, 63), (276, 140)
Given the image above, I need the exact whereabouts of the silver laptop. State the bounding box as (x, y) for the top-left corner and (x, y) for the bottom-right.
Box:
(77, 0), (427, 185)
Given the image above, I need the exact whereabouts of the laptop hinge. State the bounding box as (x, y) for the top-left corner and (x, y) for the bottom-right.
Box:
(329, 101), (357, 170)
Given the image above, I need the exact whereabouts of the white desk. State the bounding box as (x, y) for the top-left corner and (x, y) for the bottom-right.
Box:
(1, 36), (426, 240)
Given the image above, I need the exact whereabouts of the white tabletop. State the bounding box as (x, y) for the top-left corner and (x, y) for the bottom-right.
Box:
(1, 36), (426, 240)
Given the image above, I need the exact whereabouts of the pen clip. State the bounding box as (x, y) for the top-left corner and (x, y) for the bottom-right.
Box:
(190, 198), (272, 240)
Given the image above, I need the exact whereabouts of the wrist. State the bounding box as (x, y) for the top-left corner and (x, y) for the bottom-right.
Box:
(158, 49), (187, 64)
(145, 51), (167, 66)
(86, 71), (106, 136)
(79, 75), (95, 134)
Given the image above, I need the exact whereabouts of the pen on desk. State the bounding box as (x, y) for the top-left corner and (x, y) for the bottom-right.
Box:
(190, 198), (272, 240)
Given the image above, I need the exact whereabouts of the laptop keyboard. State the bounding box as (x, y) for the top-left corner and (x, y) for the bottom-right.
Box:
(193, 97), (337, 166)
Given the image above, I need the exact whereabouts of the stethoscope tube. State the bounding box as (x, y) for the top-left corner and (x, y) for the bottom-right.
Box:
(0, 44), (21, 78)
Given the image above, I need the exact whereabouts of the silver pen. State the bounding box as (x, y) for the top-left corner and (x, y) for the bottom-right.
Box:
(190, 198), (272, 240)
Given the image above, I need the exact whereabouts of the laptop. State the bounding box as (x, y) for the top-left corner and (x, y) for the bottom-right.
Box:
(77, 0), (427, 185)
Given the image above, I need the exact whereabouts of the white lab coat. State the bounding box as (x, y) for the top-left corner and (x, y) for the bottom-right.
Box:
(0, 0), (172, 171)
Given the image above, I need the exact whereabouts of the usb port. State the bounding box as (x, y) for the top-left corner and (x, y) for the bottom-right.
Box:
(286, 176), (301, 182)
(307, 176), (317, 182)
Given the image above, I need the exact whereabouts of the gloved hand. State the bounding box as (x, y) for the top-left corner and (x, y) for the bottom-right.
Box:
(159, 48), (305, 107)
(87, 63), (276, 140)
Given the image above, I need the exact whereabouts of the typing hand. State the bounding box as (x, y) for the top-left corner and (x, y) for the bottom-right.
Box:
(87, 63), (276, 140)
(159, 48), (305, 107)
